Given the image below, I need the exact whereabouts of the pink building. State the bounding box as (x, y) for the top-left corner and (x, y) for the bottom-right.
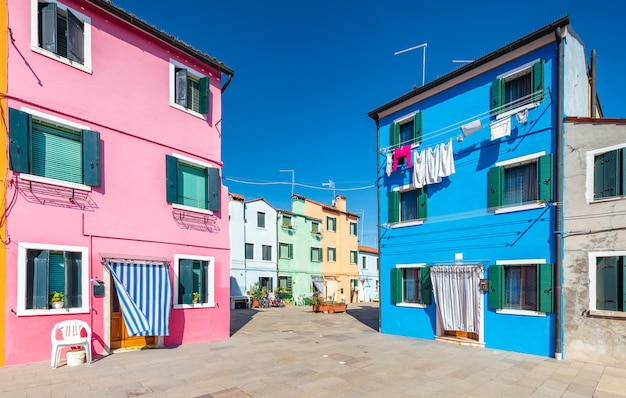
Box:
(3, 0), (234, 366)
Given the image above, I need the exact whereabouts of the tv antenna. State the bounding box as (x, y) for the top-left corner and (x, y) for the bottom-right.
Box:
(394, 42), (427, 87)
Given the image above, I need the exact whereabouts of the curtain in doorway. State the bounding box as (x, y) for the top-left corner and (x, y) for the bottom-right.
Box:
(430, 265), (483, 333)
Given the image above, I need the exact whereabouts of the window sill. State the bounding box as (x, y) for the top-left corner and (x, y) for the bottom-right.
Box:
(395, 303), (427, 309)
(391, 220), (424, 228)
(169, 102), (207, 120)
(172, 203), (213, 216)
(588, 310), (626, 319)
(589, 196), (626, 204)
(31, 46), (92, 74)
(495, 101), (540, 120)
(16, 307), (89, 316)
(19, 173), (92, 192)
(174, 303), (215, 309)
(496, 308), (546, 317)
(494, 202), (546, 214)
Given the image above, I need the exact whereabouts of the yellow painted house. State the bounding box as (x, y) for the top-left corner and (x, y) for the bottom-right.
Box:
(0, 0), (7, 367)
(293, 194), (359, 303)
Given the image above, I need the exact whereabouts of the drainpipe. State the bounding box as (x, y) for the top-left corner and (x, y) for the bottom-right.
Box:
(591, 49), (597, 118)
(554, 26), (564, 361)
(375, 118), (382, 333)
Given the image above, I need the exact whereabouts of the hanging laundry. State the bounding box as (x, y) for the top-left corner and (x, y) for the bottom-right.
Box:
(385, 152), (393, 177)
(392, 145), (412, 172)
(412, 150), (426, 188)
(490, 116), (511, 141)
(425, 145), (441, 185)
(439, 139), (456, 177)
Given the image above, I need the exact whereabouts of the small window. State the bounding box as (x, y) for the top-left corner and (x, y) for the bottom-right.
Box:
(259, 277), (272, 292)
(488, 154), (552, 209)
(176, 257), (213, 306)
(350, 222), (357, 236)
(327, 247), (336, 262)
(389, 112), (422, 149)
(391, 267), (431, 305)
(491, 61), (544, 115)
(593, 149), (624, 200)
(350, 250), (357, 264)
(170, 60), (210, 116)
(278, 276), (292, 292)
(311, 221), (321, 234)
(326, 217), (336, 232)
(262, 245), (272, 261)
(279, 243), (293, 260)
(388, 188), (427, 224)
(166, 154), (221, 212)
(311, 247), (322, 263)
(377, 258), (380, 270)
(282, 215), (293, 228)
(488, 263), (553, 312)
(594, 256), (625, 312)
(257, 212), (266, 228)
(245, 243), (254, 260)
(362, 256), (366, 269)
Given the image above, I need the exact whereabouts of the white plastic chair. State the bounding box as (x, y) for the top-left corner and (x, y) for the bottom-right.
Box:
(50, 320), (92, 368)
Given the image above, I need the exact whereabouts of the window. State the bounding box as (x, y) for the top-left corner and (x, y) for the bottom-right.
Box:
(245, 243), (254, 260)
(175, 255), (214, 307)
(278, 276), (292, 292)
(350, 222), (358, 236)
(389, 112), (422, 149)
(259, 277), (272, 292)
(593, 148), (624, 200)
(391, 267), (431, 305)
(279, 242), (293, 259)
(311, 221), (321, 234)
(488, 154), (552, 209)
(350, 250), (357, 264)
(491, 60), (544, 116)
(262, 245), (272, 261)
(9, 108), (101, 188)
(257, 212), (266, 228)
(592, 255), (626, 312)
(488, 262), (553, 312)
(17, 242), (88, 315)
(388, 188), (427, 224)
(166, 154), (221, 212)
(327, 216), (336, 232)
(170, 60), (210, 116)
(327, 247), (336, 262)
(281, 215), (293, 228)
(31, 0), (92, 72)
(362, 256), (367, 269)
(377, 258), (380, 270)
(311, 247), (322, 263)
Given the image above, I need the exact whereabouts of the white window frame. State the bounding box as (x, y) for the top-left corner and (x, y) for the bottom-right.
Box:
(17, 242), (89, 316)
(30, 0), (92, 73)
(326, 216), (337, 232)
(350, 250), (358, 264)
(169, 59), (207, 120)
(281, 214), (293, 228)
(173, 254), (215, 309)
(495, 59), (541, 121)
(588, 251), (626, 318)
(278, 242), (292, 260)
(391, 184), (424, 227)
(350, 221), (358, 236)
(494, 151), (547, 214)
(170, 152), (215, 215)
(495, 258), (547, 317)
(311, 221), (321, 234)
(327, 247), (336, 263)
(395, 263), (427, 308)
(585, 143), (626, 203)
(311, 247), (322, 263)
(261, 245), (272, 262)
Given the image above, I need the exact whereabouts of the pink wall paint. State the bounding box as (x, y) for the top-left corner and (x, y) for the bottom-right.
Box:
(4, 0), (231, 366)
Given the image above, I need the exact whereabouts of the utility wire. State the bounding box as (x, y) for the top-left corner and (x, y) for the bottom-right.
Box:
(224, 176), (375, 191)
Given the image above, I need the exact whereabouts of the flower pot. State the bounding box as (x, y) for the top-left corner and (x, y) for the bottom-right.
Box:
(66, 349), (85, 366)
(252, 299), (260, 308)
(51, 301), (64, 309)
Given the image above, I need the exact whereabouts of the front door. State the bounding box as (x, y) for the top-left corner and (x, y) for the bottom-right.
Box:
(110, 282), (155, 350)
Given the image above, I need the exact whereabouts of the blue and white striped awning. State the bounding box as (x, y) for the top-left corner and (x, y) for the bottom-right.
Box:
(107, 261), (172, 336)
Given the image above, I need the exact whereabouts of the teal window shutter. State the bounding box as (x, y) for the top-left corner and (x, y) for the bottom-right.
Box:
(390, 268), (403, 304)
(199, 77), (209, 114)
(488, 265), (503, 310)
(537, 154), (553, 201)
(48, 251), (65, 296)
(208, 167), (221, 211)
(82, 130), (101, 186)
(165, 155), (178, 204)
(200, 260), (209, 303)
(31, 121), (82, 184)
(417, 187), (427, 219)
(66, 9), (84, 64)
(26, 250), (49, 309)
(179, 259), (194, 304)
(40, 2), (58, 53)
(488, 166), (504, 208)
(413, 112), (422, 144)
(594, 152), (608, 199)
(389, 122), (400, 149)
(623, 257), (626, 311)
(8, 108), (30, 174)
(538, 263), (553, 313)
(596, 257), (618, 311)
(64, 251), (82, 308)
(420, 267), (432, 305)
(594, 150), (621, 199)
(175, 68), (188, 106)
(491, 79), (503, 115)
(532, 60), (544, 102)
(179, 163), (207, 209)
(388, 191), (399, 224)
(288, 244), (293, 259)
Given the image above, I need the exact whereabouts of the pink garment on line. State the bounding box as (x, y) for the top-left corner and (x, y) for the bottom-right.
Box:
(392, 145), (413, 172)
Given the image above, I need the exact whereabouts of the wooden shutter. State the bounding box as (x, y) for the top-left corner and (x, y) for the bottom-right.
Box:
(31, 122), (82, 184)
(66, 9), (84, 64)
(420, 267), (432, 305)
(623, 257), (626, 311)
(165, 155), (178, 204)
(40, 2), (58, 53)
(389, 122), (400, 149)
(64, 251), (82, 308)
(390, 268), (403, 304)
(287, 276), (293, 290)
(532, 60), (544, 102)
(82, 130), (101, 186)
(208, 167), (221, 211)
(34, 250), (50, 309)
(8, 108), (30, 173)
(537, 154), (553, 201)
(596, 257), (618, 311)
(417, 187), (427, 219)
(491, 79), (503, 115)
(488, 265), (503, 310)
(388, 191), (399, 224)
(200, 260), (209, 303)
(488, 166), (504, 208)
(199, 77), (210, 114)
(175, 68), (188, 106)
(179, 259), (194, 304)
(413, 112), (422, 144)
(288, 243), (293, 259)
(538, 263), (553, 313)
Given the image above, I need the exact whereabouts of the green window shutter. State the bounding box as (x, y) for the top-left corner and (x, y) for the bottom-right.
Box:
(488, 265), (503, 310)
(390, 268), (403, 304)
(200, 260), (209, 303)
(82, 130), (101, 186)
(199, 77), (210, 114)
(66, 9), (84, 64)
(488, 166), (504, 208)
(389, 122), (400, 148)
(208, 167), (221, 211)
(48, 251), (65, 296)
(532, 60), (544, 102)
(388, 191), (399, 224)
(26, 250), (49, 309)
(31, 122), (82, 184)
(538, 263), (553, 313)
(537, 154), (553, 201)
(179, 163), (207, 209)
(417, 187), (427, 219)
(623, 257), (626, 311)
(491, 78), (503, 115)
(165, 155), (179, 204)
(8, 108), (31, 174)
(64, 251), (82, 308)
(413, 112), (422, 144)
(287, 276), (292, 290)
(288, 244), (293, 259)
(594, 152), (607, 199)
(40, 2), (58, 53)
(420, 267), (432, 305)
(596, 257), (618, 311)
(179, 259), (194, 304)
(310, 248), (314, 262)
(175, 68), (188, 106)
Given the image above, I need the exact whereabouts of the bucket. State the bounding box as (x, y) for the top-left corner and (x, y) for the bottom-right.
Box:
(66, 349), (86, 366)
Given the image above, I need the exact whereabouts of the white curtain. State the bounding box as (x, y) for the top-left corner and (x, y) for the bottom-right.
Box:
(430, 265), (483, 333)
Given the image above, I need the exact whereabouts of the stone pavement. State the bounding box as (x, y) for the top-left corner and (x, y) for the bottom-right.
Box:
(1, 302), (626, 397)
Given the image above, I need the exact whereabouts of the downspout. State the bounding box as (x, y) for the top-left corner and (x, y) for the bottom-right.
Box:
(590, 49), (597, 118)
(375, 117), (381, 333)
(221, 72), (234, 93)
(554, 26), (564, 361)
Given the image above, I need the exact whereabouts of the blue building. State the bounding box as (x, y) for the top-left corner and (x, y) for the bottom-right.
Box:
(368, 17), (592, 358)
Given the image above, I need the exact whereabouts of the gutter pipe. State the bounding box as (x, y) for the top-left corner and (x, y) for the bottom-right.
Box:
(554, 26), (564, 361)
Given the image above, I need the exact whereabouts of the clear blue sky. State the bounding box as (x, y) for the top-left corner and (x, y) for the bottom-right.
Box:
(112, 0), (626, 247)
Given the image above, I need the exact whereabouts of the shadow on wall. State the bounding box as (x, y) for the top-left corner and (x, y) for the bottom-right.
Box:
(230, 277), (243, 296)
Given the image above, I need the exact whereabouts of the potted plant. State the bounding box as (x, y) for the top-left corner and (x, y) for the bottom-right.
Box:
(49, 292), (64, 309)
(192, 292), (200, 304)
(247, 282), (264, 308)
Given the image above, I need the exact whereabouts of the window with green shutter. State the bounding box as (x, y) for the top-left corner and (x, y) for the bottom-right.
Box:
(38, 2), (86, 65)
(25, 248), (82, 310)
(327, 247), (336, 262)
(165, 155), (221, 211)
(389, 188), (427, 224)
(488, 154), (552, 209)
(350, 250), (357, 264)
(488, 263), (553, 312)
(8, 108), (101, 187)
(391, 267), (431, 305)
(390, 112), (422, 150)
(327, 217), (336, 232)
(491, 61), (544, 115)
(595, 256), (625, 312)
(311, 247), (322, 262)
(594, 149), (624, 200)
(350, 222), (357, 236)
(279, 242), (293, 259)
(174, 66), (210, 114)
(177, 256), (213, 306)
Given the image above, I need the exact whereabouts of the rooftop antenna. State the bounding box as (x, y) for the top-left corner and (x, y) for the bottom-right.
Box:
(322, 180), (336, 202)
(279, 169), (295, 197)
(394, 42), (427, 87)
(452, 60), (474, 64)
(355, 208), (365, 244)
